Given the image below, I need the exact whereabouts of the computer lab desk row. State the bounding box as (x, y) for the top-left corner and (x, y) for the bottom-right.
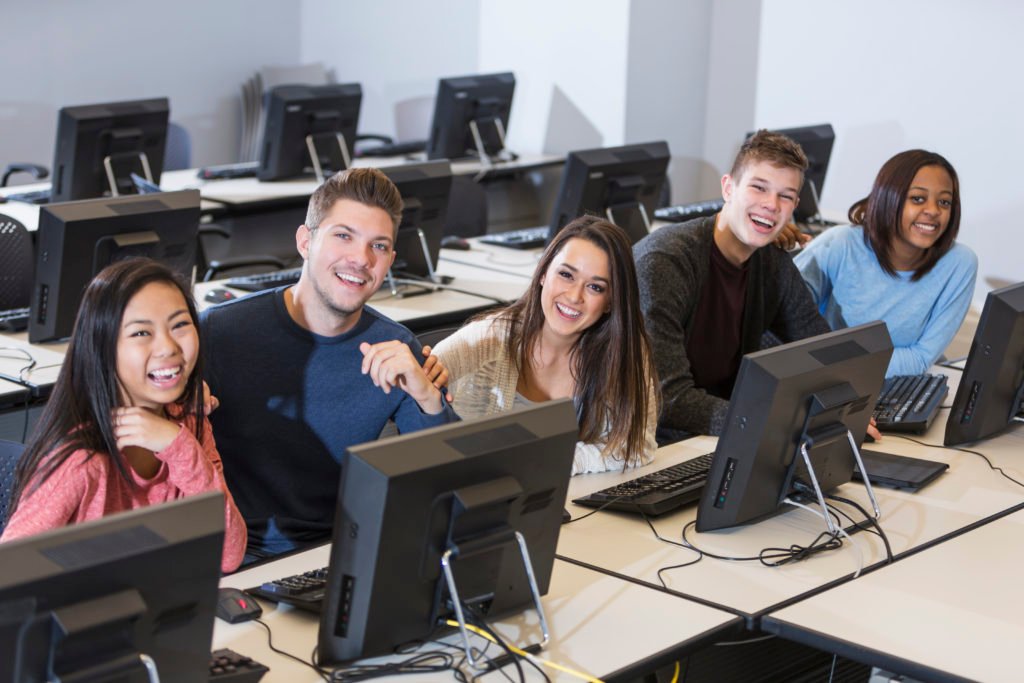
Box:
(206, 369), (1024, 682)
(0, 153), (564, 230)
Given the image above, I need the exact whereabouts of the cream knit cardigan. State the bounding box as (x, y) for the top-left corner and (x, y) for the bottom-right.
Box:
(433, 316), (657, 475)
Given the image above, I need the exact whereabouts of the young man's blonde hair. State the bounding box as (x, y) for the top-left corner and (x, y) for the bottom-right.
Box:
(730, 129), (809, 185)
(305, 167), (403, 232)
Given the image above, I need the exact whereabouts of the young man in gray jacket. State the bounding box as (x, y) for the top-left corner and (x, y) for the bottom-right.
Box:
(634, 130), (830, 442)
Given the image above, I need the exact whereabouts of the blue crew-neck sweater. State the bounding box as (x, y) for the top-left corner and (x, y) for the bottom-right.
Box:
(794, 224), (977, 377)
(200, 288), (458, 558)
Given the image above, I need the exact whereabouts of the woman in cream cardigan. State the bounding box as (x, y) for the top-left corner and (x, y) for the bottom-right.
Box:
(432, 215), (658, 475)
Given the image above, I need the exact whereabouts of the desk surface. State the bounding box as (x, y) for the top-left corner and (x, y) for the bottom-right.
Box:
(215, 546), (741, 682)
(557, 388), (1024, 621)
(762, 506), (1024, 683)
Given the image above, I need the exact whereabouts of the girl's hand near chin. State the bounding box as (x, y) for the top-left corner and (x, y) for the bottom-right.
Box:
(113, 406), (182, 453)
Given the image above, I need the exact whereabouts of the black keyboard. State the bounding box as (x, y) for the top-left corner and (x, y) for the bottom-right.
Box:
(358, 139), (427, 158)
(873, 373), (948, 433)
(209, 648), (269, 682)
(250, 567), (327, 613)
(478, 226), (548, 250)
(653, 198), (724, 223)
(4, 188), (51, 205)
(197, 161), (260, 181)
(0, 307), (30, 333)
(226, 268), (302, 292)
(572, 453), (714, 516)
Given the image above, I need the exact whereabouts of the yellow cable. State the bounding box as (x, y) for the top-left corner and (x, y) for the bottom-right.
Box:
(669, 660), (680, 683)
(445, 619), (605, 683)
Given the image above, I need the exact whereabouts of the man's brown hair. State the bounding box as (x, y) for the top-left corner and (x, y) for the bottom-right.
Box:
(729, 129), (809, 184)
(305, 167), (403, 233)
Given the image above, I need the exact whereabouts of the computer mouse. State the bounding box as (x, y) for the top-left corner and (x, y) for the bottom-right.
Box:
(441, 235), (471, 251)
(216, 587), (263, 624)
(204, 288), (237, 305)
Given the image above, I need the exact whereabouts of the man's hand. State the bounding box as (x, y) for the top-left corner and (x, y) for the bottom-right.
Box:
(774, 222), (812, 251)
(866, 417), (882, 443)
(113, 407), (182, 454)
(360, 340), (444, 414)
(420, 345), (452, 401)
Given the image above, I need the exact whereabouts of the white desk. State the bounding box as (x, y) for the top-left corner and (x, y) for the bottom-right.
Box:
(215, 546), (741, 682)
(762, 506), (1024, 683)
(439, 237), (540, 280)
(557, 390), (1024, 621)
(160, 154), (563, 207)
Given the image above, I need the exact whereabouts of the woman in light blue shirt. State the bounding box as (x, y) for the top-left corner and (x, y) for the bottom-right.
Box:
(795, 150), (977, 376)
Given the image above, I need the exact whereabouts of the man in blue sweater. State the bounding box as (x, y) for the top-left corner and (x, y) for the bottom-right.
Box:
(201, 168), (457, 562)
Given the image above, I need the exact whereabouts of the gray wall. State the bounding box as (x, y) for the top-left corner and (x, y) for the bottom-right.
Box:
(0, 0), (301, 175)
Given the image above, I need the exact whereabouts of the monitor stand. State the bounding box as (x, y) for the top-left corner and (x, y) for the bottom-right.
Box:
(436, 478), (550, 670)
(103, 151), (155, 197)
(791, 384), (882, 535)
(469, 118), (516, 170)
(305, 132), (352, 183)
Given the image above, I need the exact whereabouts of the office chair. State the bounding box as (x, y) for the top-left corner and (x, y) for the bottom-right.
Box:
(164, 122), (192, 171)
(196, 224), (287, 282)
(1, 163), (48, 188)
(0, 439), (27, 535)
(0, 215), (33, 310)
(416, 327), (459, 350)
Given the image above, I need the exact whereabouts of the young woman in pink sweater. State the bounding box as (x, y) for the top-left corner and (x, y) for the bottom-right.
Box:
(1, 258), (246, 572)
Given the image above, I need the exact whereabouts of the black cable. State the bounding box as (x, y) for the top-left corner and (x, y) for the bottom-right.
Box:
(329, 651), (462, 682)
(890, 433), (1024, 489)
(253, 618), (330, 681)
(826, 493), (893, 563)
(680, 517), (847, 568)
(561, 494), (630, 524)
(464, 603), (550, 683)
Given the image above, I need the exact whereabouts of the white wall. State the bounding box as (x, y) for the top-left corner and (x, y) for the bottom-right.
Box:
(478, 0), (631, 155)
(0, 0), (301, 172)
(625, 0), (714, 203)
(755, 0), (1023, 298)
(298, 0), (480, 143)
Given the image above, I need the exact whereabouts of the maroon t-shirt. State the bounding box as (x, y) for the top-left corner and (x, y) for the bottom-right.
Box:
(685, 239), (749, 399)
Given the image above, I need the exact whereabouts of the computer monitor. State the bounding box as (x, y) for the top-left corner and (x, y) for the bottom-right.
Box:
(318, 399), (578, 663)
(29, 190), (200, 343)
(382, 161), (453, 281)
(258, 83), (362, 182)
(0, 492), (224, 683)
(50, 97), (170, 203)
(695, 322), (892, 533)
(944, 282), (1024, 446)
(548, 141), (670, 245)
(426, 72), (515, 162)
(749, 124), (834, 222)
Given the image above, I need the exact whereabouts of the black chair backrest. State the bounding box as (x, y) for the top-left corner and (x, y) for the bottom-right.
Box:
(416, 327), (459, 350)
(0, 439), (27, 534)
(0, 215), (32, 310)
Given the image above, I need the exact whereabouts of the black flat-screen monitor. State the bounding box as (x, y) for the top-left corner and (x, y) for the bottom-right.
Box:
(944, 282), (1024, 446)
(695, 322), (892, 532)
(748, 124), (834, 222)
(0, 492), (224, 683)
(548, 141), (670, 245)
(427, 72), (515, 162)
(258, 83), (362, 182)
(318, 399), (577, 663)
(51, 97), (170, 203)
(29, 190), (200, 343)
(382, 161), (453, 280)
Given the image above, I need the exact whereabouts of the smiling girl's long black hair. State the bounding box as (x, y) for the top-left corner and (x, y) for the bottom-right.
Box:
(497, 215), (656, 467)
(6, 258), (205, 522)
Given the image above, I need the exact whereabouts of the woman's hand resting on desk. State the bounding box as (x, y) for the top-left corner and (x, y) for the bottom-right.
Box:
(774, 223), (813, 251)
(866, 417), (882, 443)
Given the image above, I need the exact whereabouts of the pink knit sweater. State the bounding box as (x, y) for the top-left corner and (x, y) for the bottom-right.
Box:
(1, 417), (246, 573)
